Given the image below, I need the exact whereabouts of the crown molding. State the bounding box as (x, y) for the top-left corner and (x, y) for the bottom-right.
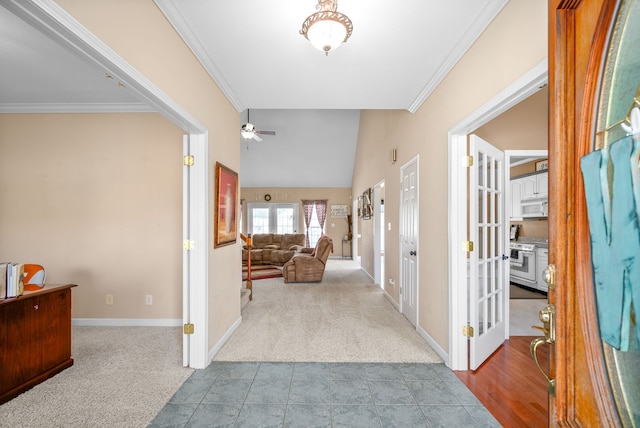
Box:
(154, 0), (244, 113)
(0, 102), (155, 114)
(3, 0), (206, 132)
(407, 0), (510, 113)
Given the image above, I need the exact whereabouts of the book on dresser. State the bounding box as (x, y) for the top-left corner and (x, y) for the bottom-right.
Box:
(2, 262), (24, 298)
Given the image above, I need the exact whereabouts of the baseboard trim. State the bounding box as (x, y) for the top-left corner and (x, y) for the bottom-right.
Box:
(208, 315), (242, 361)
(417, 324), (449, 365)
(383, 289), (399, 310)
(72, 318), (182, 327)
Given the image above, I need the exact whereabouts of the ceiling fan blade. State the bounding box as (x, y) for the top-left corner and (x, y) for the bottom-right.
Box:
(252, 133), (263, 142)
(255, 130), (276, 136)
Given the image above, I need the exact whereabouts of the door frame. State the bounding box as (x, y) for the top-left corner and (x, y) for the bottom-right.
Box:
(9, 0), (210, 368)
(448, 60), (548, 370)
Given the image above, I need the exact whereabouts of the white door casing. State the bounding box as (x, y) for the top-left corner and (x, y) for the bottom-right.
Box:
(9, 0), (211, 369)
(468, 135), (507, 370)
(448, 60), (548, 370)
(183, 133), (209, 369)
(400, 158), (419, 327)
(182, 136), (191, 366)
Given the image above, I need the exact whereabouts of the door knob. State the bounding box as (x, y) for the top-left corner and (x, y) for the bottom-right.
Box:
(409, 250), (416, 256)
(502, 254), (509, 260)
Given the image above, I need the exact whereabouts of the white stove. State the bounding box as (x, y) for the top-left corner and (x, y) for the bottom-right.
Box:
(509, 241), (537, 284)
(509, 242), (536, 251)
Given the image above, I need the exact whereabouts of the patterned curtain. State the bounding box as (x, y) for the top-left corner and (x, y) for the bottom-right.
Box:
(315, 200), (328, 235)
(302, 200), (314, 247)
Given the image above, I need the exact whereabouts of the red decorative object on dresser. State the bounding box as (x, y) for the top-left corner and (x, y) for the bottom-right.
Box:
(0, 284), (77, 404)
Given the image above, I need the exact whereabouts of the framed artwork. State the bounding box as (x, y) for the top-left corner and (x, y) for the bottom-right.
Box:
(331, 204), (348, 218)
(214, 162), (238, 248)
(361, 188), (372, 220)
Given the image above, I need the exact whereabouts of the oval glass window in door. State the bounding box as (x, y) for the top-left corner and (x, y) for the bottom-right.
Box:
(590, 0), (640, 425)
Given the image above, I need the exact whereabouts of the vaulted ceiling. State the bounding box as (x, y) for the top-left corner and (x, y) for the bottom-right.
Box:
(0, 0), (508, 187)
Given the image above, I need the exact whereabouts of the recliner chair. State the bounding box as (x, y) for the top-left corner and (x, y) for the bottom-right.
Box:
(282, 235), (333, 283)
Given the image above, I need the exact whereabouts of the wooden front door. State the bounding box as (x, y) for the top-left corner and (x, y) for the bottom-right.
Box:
(550, 0), (626, 425)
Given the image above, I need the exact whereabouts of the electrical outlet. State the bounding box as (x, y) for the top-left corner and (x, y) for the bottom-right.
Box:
(106, 294), (113, 305)
(145, 295), (153, 305)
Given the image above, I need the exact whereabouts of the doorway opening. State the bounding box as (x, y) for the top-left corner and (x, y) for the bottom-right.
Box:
(448, 60), (548, 370)
(373, 180), (385, 288)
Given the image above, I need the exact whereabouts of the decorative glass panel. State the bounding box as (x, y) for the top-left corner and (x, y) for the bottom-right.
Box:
(592, 0), (640, 425)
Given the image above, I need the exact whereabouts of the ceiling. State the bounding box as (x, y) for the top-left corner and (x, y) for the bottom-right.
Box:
(0, 0), (508, 187)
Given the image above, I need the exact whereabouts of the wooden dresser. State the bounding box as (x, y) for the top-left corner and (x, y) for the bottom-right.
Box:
(0, 284), (77, 404)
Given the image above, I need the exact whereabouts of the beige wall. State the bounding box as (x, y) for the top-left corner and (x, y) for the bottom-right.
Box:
(474, 86), (548, 151)
(240, 187), (352, 252)
(351, 0), (548, 353)
(0, 113), (183, 318)
(47, 0), (240, 350)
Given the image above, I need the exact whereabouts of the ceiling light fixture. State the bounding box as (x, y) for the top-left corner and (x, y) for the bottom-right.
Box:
(300, 0), (353, 56)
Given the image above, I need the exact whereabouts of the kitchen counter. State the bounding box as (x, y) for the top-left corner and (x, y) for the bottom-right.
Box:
(514, 237), (549, 248)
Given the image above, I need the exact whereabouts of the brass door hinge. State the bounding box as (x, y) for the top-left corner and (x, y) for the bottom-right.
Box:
(466, 156), (474, 167)
(184, 323), (194, 334)
(462, 325), (474, 337)
(183, 240), (193, 250)
(183, 155), (195, 166)
(463, 241), (474, 252)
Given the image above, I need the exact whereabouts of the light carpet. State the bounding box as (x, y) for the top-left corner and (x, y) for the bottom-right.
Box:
(0, 327), (192, 428)
(215, 259), (443, 363)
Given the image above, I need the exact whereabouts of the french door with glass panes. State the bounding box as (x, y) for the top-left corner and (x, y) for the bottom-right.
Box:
(247, 203), (298, 234)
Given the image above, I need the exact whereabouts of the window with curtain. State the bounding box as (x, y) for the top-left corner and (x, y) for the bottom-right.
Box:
(302, 200), (327, 247)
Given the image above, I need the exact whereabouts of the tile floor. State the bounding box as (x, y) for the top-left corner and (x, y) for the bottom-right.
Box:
(148, 361), (500, 428)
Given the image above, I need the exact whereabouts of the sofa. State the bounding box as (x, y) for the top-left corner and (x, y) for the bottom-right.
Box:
(242, 233), (307, 266)
(282, 235), (333, 283)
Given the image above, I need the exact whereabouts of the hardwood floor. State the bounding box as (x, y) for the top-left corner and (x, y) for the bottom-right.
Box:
(456, 337), (549, 427)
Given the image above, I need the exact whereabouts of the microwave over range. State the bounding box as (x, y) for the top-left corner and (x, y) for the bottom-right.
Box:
(521, 198), (548, 218)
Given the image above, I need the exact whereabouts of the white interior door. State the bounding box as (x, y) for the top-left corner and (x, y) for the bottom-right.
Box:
(469, 135), (507, 370)
(373, 184), (382, 286)
(400, 158), (418, 326)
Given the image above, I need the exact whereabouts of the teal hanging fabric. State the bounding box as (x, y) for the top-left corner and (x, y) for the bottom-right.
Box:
(581, 136), (640, 351)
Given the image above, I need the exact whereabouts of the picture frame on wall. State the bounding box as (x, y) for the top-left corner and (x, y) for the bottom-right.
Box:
(361, 188), (372, 220)
(214, 162), (238, 248)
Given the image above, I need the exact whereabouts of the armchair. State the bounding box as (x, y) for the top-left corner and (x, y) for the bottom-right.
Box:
(282, 235), (333, 283)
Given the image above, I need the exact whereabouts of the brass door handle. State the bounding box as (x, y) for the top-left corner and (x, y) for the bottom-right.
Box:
(530, 304), (556, 396)
(530, 337), (555, 396)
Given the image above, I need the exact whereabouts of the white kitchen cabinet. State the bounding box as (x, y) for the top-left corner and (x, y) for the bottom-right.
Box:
(521, 172), (548, 200)
(536, 172), (548, 199)
(536, 247), (549, 292)
(510, 177), (523, 219)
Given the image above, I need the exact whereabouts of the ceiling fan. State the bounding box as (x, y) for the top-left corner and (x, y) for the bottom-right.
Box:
(240, 109), (276, 142)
